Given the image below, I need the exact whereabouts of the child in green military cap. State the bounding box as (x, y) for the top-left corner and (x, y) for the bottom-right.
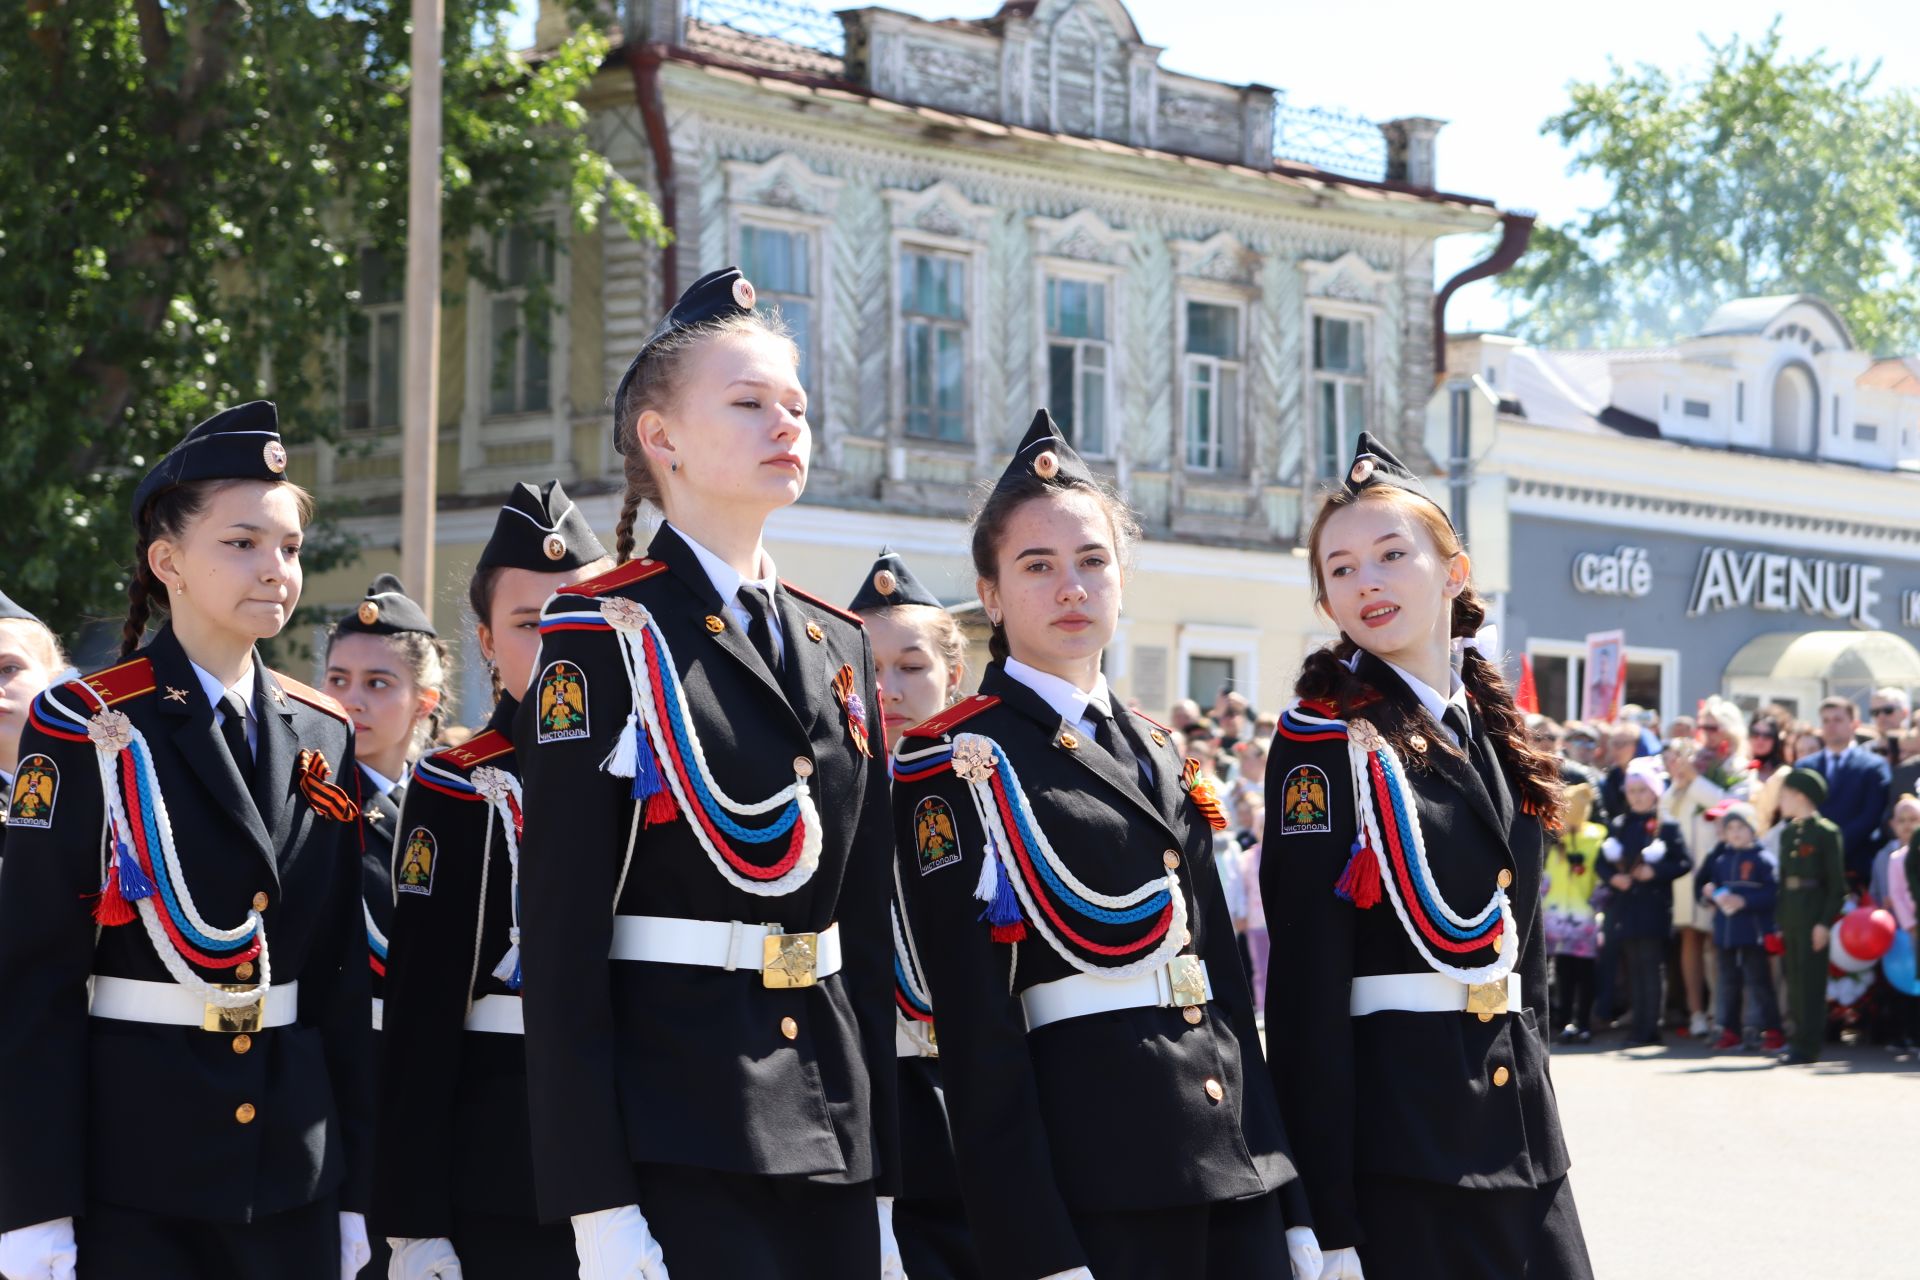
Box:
(1773, 768), (1847, 1064)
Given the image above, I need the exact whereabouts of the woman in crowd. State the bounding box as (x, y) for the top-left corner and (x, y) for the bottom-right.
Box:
(514, 268), (900, 1280)
(0, 589), (72, 863)
(0, 403), (372, 1279)
(892, 412), (1319, 1280)
(1263, 433), (1590, 1279)
(373, 482), (608, 1278)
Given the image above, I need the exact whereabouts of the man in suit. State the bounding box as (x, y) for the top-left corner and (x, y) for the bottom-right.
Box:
(1803, 696), (1891, 891)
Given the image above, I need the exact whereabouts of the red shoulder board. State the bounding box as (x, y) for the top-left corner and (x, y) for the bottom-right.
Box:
(74, 657), (157, 708)
(1299, 699), (1339, 718)
(904, 693), (1001, 739)
(1130, 707), (1172, 734)
(432, 729), (514, 771)
(273, 673), (349, 722)
(779, 582), (863, 628)
(573, 557), (670, 598)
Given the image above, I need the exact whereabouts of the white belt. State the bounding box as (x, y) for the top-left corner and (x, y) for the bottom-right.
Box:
(371, 997), (384, 1031)
(1020, 958), (1213, 1032)
(89, 976), (299, 1031)
(609, 915), (842, 988)
(1350, 972), (1522, 1017)
(465, 994), (525, 1035)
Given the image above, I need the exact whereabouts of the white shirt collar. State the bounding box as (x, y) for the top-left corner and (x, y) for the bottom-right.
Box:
(1003, 657), (1114, 732)
(360, 762), (400, 796)
(1382, 658), (1470, 741)
(188, 659), (255, 724)
(671, 522), (779, 604)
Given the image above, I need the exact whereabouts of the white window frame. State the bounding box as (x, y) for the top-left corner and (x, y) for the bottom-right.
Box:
(1526, 637), (1680, 727)
(891, 234), (983, 448)
(1034, 260), (1121, 459)
(1307, 302), (1380, 479)
(730, 206), (828, 420)
(459, 212), (573, 488)
(1177, 287), (1251, 475)
(1176, 623), (1261, 712)
(342, 247), (405, 434)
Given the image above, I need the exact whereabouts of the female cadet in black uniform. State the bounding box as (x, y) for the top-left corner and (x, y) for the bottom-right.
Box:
(0, 402), (374, 1280)
(372, 480), (608, 1279)
(515, 268), (900, 1279)
(1, 588), (72, 866)
(1262, 433), (1593, 1280)
(848, 549), (978, 1280)
(890, 412), (1321, 1280)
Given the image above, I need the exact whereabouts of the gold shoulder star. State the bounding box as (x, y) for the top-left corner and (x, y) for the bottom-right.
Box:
(163, 686), (189, 704)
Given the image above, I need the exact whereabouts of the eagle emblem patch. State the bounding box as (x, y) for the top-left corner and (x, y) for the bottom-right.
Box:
(1281, 764), (1332, 835)
(397, 826), (437, 896)
(914, 796), (961, 875)
(8, 754), (58, 829)
(535, 660), (589, 743)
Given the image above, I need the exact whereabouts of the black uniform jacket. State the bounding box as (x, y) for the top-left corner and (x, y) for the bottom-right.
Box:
(515, 525), (897, 1222)
(893, 663), (1303, 1280)
(374, 695), (545, 1238)
(0, 625), (372, 1230)
(891, 882), (960, 1204)
(355, 762), (400, 1005)
(1262, 651), (1569, 1250)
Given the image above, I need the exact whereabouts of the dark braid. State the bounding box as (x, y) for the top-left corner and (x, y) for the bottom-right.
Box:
(120, 560), (157, 658)
(612, 483), (643, 565)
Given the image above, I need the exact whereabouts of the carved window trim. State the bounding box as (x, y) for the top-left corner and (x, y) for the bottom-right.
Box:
(1033, 255), (1123, 460)
(1304, 296), (1382, 481)
(729, 203), (831, 423)
(1176, 280), (1254, 477)
(461, 212), (574, 490)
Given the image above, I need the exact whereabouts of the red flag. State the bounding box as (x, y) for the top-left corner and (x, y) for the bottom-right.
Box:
(1516, 653), (1539, 715)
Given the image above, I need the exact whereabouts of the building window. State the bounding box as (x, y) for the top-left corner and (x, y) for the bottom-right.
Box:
(1856, 422), (1880, 442)
(1184, 300), (1243, 471)
(1313, 314), (1367, 472)
(486, 227), (554, 418)
(739, 223), (815, 403)
(1187, 653), (1237, 706)
(1046, 277), (1110, 456)
(345, 249), (404, 432)
(901, 248), (968, 442)
(1529, 643), (1673, 723)
(1683, 399), (1711, 419)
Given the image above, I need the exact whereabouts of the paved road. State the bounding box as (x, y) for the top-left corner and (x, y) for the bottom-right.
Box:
(1552, 1035), (1918, 1278)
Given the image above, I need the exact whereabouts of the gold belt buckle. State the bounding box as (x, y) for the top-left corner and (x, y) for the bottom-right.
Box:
(1167, 954), (1208, 1008)
(762, 929), (819, 989)
(1465, 981), (1509, 1020)
(202, 984), (265, 1034)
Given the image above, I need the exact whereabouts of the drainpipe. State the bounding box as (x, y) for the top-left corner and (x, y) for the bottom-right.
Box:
(1433, 211), (1534, 376)
(630, 43), (678, 310)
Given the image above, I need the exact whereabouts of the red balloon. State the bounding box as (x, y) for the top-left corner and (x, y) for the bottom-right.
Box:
(1838, 907), (1898, 964)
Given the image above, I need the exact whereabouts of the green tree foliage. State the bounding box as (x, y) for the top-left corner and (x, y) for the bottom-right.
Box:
(0, 0), (664, 639)
(1499, 24), (1920, 354)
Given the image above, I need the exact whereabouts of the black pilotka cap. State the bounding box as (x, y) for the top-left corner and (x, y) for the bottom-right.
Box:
(475, 480), (608, 573)
(336, 573), (436, 638)
(611, 266), (760, 455)
(1343, 430), (1448, 523)
(0, 587), (41, 627)
(988, 409), (1096, 501)
(131, 401), (289, 516)
(848, 548), (943, 613)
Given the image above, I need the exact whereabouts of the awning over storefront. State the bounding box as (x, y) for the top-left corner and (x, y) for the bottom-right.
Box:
(1723, 629), (1920, 710)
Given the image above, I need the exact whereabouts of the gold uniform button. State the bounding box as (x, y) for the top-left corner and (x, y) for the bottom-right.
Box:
(793, 757), (815, 778)
(805, 622), (824, 643)
(1182, 1006), (1204, 1026)
(1151, 731), (1167, 746)
(1203, 1078), (1224, 1103)
(705, 615), (726, 634)
(231, 1034), (253, 1055)
(251, 892), (269, 913)
(1409, 733), (1429, 753)
(1059, 732), (1079, 750)
(780, 1017), (799, 1041)
(1478, 1012), (1494, 1024)
(235, 961), (255, 982)
(235, 1102), (257, 1124)
(1497, 869), (1514, 889)
(1162, 850), (1181, 870)
(1492, 1066), (1511, 1087)
(640, 558), (655, 566)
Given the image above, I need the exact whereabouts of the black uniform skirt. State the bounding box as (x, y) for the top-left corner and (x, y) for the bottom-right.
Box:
(634, 1164), (879, 1280)
(77, 1194), (337, 1280)
(894, 1194), (978, 1280)
(1069, 1187), (1291, 1280)
(1355, 1173), (1593, 1280)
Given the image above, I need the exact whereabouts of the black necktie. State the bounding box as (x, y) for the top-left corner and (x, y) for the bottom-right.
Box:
(1446, 702), (1503, 801)
(737, 586), (785, 680)
(220, 691), (256, 790)
(1442, 702), (1471, 749)
(1091, 705), (1152, 799)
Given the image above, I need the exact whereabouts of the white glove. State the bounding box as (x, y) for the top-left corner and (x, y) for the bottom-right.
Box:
(877, 1196), (906, 1280)
(339, 1212), (371, 1279)
(0, 1217), (75, 1280)
(1642, 838), (1667, 864)
(1285, 1226), (1322, 1280)
(1320, 1246), (1366, 1279)
(1038, 1271), (1095, 1280)
(572, 1205), (670, 1280)
(1600, 837), (1622, 861)
(387, 1236), (463, 1279)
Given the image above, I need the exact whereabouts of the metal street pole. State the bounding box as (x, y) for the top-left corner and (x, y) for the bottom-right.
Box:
(400, 0), (444, 602)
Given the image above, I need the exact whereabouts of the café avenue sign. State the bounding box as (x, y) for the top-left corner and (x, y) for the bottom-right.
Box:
(1687, 546), (1883, 629)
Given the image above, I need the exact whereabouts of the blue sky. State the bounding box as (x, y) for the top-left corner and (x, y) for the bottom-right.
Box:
(517, 1), (1920, 330)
